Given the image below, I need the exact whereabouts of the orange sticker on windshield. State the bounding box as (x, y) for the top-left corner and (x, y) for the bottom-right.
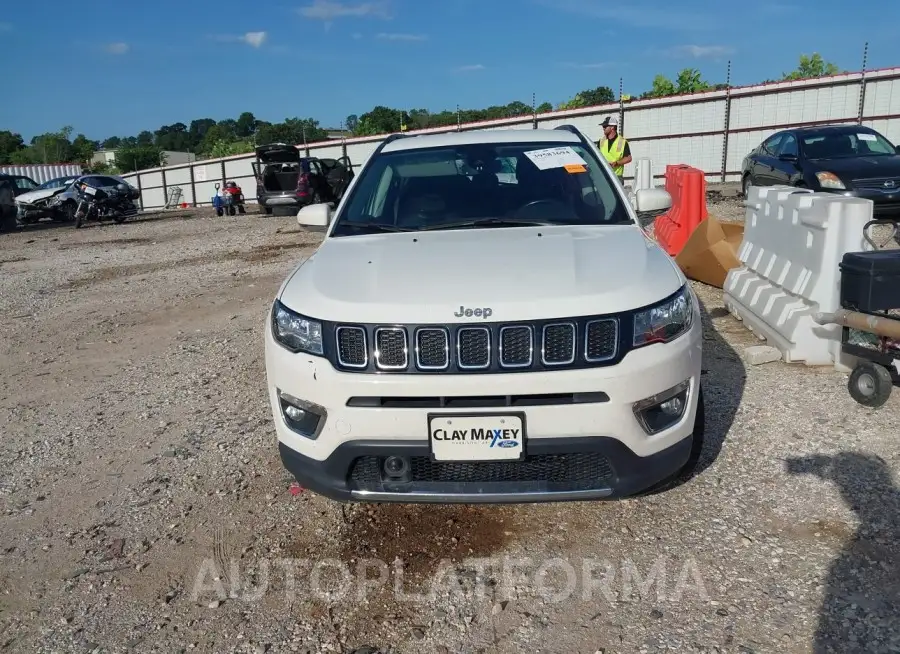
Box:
(564, 164), (587, 173)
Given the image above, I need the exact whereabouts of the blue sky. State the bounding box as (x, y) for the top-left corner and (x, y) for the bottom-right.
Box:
(2, 0), (897, 142)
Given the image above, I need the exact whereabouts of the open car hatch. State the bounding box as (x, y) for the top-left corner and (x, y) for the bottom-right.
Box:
(255, 143), (301, 164)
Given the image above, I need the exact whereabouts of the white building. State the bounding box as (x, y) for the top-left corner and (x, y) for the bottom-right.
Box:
(91, 149), (197, 168)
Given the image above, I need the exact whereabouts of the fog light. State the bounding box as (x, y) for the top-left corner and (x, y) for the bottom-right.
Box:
(633, 380), (691, 435)
(278, 391), (326, 439)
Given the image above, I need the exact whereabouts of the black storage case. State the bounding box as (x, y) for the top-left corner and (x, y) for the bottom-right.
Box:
(839, 250), (900, 313)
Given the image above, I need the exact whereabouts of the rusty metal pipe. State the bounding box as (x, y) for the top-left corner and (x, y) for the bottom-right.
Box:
(814, 309), (900, 340)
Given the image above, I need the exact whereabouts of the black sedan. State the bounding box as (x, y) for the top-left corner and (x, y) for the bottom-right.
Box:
(741, 124), (900, 217)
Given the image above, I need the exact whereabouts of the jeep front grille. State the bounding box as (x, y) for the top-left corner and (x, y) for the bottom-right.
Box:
(336, 327), (367, 368)
(327, 315), (623, 374)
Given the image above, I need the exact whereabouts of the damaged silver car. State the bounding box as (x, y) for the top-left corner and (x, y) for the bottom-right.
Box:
(16, 174), (140, 224)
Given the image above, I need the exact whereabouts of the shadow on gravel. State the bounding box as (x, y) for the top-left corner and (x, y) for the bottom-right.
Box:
(690, 299), (746, 481)
(787, 452), (900, 653)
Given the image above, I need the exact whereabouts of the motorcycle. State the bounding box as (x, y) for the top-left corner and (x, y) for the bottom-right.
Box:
(73, 181), (138, 229)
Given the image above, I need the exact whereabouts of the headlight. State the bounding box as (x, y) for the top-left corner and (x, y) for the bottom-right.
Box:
(815, 172), (846, 190)
(633, 285), (693, 347)
(272, 300), (324, 355)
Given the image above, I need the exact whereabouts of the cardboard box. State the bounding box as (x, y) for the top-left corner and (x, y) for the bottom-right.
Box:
(674, 216), (744, 288)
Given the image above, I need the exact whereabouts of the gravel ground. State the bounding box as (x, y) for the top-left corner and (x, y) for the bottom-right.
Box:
(0, 193), (898, 654)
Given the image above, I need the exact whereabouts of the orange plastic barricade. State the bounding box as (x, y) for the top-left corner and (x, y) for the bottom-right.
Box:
(654, 165), (709, 257)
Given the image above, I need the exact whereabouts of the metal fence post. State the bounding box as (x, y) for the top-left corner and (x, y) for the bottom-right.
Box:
(189, 165), (197, 207)
(161, 167), (168, 207)
(857, 42), (869, 124)
(136, 172), (144, 211)
(720, 60), (733, 183)
(220, 160), (226, 187)
(618, 77), (625, 132)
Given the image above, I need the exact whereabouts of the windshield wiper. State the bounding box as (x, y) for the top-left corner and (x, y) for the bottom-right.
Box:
(419, 217), (555, 231)
(336, 222), (413, 234)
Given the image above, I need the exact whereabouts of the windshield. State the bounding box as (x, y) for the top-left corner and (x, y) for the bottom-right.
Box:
(801, 131), (897, 159)
(331, 140), (631, 235)
(14, 177), (38, 191)
(37, 177), (74, 190)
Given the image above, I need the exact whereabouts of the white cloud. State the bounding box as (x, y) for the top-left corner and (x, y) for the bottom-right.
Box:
(105, 42), (129, 55)
(241, 31), (268, 47)
(454, 64), (485, 72)
(668, 44), (735, 59)
(298, 0), (392, 20)
(0, 22), (12, 32)
(375, 32), (426, 41)
(212, 32), (268, 48)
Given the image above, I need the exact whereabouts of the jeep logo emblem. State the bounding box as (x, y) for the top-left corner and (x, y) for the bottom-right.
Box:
(454, 305), (493, 319)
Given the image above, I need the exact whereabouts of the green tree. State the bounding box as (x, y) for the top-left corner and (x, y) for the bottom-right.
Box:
(643, 74), (677, 98)
(345, 114), (360, 133)
(101, 136), (122, 149)
(71, 134), (98, 165)
(557, 86), (616, 109)
(188, 119), (217, 149)
(115, 144), (165, 172)
(782, 53), (842, 80)
(206, 139), (254, 159)
(0, 130), (26, 164)
(235, 112), (259, 138)
(537, 102), (553, 113)
(675, 68), (711, 94)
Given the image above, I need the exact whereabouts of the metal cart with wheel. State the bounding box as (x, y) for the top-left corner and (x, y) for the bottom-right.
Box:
(814, 219), (900, 408)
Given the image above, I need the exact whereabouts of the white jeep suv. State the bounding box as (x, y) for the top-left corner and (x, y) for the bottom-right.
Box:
(264, 125), (705, 503)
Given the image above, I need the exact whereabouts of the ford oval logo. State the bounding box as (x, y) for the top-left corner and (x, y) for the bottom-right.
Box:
(497, 440), (519, 448)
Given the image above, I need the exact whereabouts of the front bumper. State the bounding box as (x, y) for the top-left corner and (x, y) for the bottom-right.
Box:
(265, 305), (703, 503)
(260, 194), (309, 208)
(830, 188), (900, 217)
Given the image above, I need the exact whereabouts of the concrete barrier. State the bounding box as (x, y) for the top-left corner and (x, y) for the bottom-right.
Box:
(723, 186), (874, 371)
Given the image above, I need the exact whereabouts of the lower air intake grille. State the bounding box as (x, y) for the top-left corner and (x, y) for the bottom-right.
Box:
(349, 452), (614, 486)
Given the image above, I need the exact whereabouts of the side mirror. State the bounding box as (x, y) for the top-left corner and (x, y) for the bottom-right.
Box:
(633, 188), (672, 213)
(297, 202), (332, 227)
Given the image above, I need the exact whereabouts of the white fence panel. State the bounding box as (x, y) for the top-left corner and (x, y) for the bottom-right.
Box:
(165, 166), (192, 185)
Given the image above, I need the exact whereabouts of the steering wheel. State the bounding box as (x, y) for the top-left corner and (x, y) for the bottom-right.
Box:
(510, 198), (571, 221)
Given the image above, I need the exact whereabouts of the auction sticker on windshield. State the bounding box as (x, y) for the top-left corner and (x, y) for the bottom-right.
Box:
(524, 146), (588, 171)
(429, 414), (525, 461)
(857, 133), (877, 141)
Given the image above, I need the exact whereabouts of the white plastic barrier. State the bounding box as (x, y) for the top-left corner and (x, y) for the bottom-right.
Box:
(632, 158), (654, 191)
(723, 185), (874, 371)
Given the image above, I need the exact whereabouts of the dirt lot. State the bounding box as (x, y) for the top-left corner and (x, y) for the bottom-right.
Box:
(1, 194), (898, 654)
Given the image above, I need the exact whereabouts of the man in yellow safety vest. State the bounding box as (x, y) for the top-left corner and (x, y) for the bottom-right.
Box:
(597, 115), (631, 185)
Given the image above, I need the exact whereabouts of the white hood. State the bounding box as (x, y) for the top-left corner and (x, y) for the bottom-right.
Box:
(15, 187), (65, 205)
(278, 225), (684, 324)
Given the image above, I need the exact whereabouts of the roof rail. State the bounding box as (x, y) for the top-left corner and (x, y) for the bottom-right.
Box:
(372, 132), (412, 157)
(554, 124), (593, 149)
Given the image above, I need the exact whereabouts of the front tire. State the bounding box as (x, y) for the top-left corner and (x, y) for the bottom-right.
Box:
(848, 362), (893, 408)
(741, 174), (752, 198)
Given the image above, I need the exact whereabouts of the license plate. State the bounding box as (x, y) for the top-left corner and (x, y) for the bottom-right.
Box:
(428, 414), (525, 462)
